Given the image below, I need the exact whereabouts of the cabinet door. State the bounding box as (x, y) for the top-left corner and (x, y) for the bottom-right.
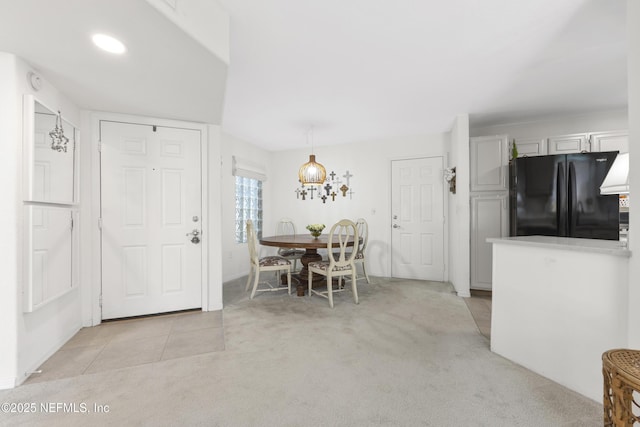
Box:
(590, 131), (628, 153)
(548, 133), (589, 154)
(513, 138), (547, 157)
(471, 194), (508, 290)
(470, 135), (509, 192)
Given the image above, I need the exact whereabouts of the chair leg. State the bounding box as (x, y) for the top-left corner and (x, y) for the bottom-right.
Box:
(250, 268), (260, 299)
(308, 270), (313, 297)
(351, 270), (359, 304)
(245, 265), (253, 291)
(327, 274), (334, 308)
(286, 267), (291, 295)
(362, 261), (371, 284)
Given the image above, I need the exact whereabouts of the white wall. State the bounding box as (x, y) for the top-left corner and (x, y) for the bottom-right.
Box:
(0, 53), (20, 389)
(207, 125), (224, 310)
(145, 0), (230, 64)
(79, 111), (96, 326)
(16, 57), (83, 387)
(627, 0), (640, 347)
(470, 109), (628, 140)
(0, 53), (83, 389)
(220, 133), (273, 282)
(448, 114), (471, 297)
(491, 241), (629, 402)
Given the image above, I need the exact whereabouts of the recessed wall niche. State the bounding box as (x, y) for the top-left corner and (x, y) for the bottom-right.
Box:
(23, 94), (77, 204)
(23, 205), (76, 312)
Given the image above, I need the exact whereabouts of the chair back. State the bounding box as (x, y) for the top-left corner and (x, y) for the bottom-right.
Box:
(246, 220), (259, 265)
(275, 218), (297, 236)
(355, 218), (368, 257)
(327, 219), (358, 269)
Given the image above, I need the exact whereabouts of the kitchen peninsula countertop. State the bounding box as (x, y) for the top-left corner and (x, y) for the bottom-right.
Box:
(487, 235), (630, 257)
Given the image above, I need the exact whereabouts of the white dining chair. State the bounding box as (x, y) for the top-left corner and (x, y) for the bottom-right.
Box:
(245, 220), (292, 299)
(354, 218), (371, 284)
(333, 218), (371, 284)
(308, 219), (359, 308)
(275, 218), (305, 272)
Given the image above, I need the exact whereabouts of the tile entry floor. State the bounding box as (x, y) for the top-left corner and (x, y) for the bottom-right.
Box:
(24, 287), (491, 385)
(24, 310), (224, 385)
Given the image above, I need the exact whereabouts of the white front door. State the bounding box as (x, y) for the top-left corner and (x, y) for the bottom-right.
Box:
(100, 121), (202, 319)
(391, 157), (445, 281)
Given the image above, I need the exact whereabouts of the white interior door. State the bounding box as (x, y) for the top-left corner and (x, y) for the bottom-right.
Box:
(391, 157), (445, 281)
(100, 121), (202, 319)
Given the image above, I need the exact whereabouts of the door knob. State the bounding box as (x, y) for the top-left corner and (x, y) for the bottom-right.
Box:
(186, 229), (201, 244)
(392, 224), (400, 229)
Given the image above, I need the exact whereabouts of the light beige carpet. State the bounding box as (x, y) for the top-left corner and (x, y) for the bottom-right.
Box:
(0, 278), (600, 426)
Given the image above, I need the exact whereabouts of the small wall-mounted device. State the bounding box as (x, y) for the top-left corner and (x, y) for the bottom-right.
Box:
(27, 71), (42, 91)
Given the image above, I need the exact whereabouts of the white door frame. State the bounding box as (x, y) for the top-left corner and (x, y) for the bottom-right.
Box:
(89, 112), (209, 326)
(388, 155), (449, 281)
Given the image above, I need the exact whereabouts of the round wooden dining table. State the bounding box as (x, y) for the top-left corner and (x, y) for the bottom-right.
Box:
(259, 234), (358, 296)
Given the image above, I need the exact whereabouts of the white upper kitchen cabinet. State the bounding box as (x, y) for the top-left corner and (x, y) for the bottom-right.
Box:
(547, 133), (589, 154)
(470, 135), (509, 192)
(513, 138), (547, 157)
(590, 131), (628, 153)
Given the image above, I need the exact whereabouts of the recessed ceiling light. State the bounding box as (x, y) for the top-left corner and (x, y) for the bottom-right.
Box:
(92, 33), (126, 54)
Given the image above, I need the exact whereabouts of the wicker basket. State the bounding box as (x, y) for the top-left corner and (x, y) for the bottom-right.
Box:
(603, 349), (640, 427)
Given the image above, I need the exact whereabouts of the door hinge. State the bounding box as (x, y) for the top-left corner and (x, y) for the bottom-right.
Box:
(97, 142), (102, 152)
(99, 294), (103, 308)
(98, 218), (103, 229)
(70, 214), (74, 230)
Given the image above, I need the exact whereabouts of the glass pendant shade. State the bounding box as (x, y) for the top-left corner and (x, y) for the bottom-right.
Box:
(298, 154), (326, 185)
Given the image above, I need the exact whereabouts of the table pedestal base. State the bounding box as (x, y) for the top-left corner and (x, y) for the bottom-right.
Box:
(279, 249), (325, 296)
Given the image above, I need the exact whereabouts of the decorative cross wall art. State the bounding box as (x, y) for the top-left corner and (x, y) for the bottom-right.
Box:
(296, 169), (355, 203)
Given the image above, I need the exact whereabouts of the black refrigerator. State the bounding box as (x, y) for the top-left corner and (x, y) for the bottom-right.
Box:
(509, 152), (619, 240)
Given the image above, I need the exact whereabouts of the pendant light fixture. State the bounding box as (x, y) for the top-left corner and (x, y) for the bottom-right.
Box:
(298, 128), (326, 186)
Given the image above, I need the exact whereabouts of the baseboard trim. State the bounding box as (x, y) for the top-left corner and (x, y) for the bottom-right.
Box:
(15, 325), (82, 387)
(0, 376), (16, 390)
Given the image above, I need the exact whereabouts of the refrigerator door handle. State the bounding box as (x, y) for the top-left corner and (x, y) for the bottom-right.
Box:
(557, 162), (566, 236)
(568, 162), (576, 236)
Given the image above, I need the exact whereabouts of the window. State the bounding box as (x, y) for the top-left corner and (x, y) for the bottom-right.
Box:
(235, 176), (263, 243)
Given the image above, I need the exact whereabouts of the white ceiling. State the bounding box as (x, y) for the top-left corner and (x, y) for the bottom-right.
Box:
(0, 0), (628, 151)
(0, 0), (228, 124)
